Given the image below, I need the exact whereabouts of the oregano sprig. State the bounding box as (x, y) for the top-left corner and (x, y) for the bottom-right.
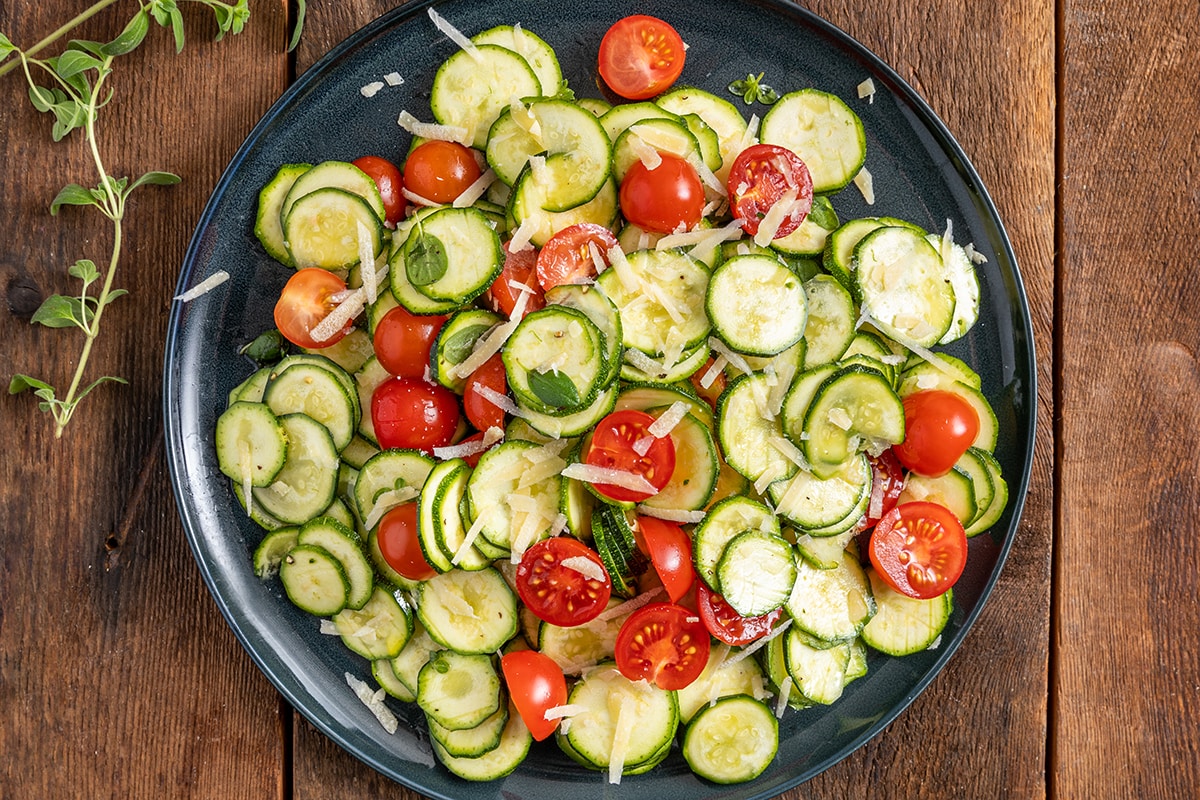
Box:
(2, 1), (305, 438)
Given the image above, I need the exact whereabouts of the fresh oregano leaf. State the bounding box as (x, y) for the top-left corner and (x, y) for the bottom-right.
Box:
(127, 170), (181, 195)
(807, 195), (838, 231)
(74, 374), (127, 402)
(288, 0), (307, 52)
(28, 84), (54, 113)
(68, 259), (100, 283)
(405, 232), (449, 287)
(50, 184), (99, 215)
(9, 374), (55, 397)
(67, 39), (107, 57)
(30, 294), (86, 330)
(100, 288), (129, 308)
(55, 48), (104, 79)
(527, 369), (580, 409)
(0, 33), (15, 62)
(102, 11), (151, 57)
(239, 329), (290, 364)
(441, 323), (493, 365)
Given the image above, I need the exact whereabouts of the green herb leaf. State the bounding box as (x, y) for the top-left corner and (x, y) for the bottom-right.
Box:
(9, 374), (55, 397)
(75, 374), (127, 402)
(240, 329), (290, 364)
(527, 369), (580, 409)
(50, 184), (100, 215)
(67, 39), (107, 57)
(49, 100), (87, 142)
(127, 170), (181, 195)
(441, 323), (493, 365)
(169, 6), (186, 53)
(30, 294), (87, 330)
(68, 259), (100, 283)
(0, 32), (15, 62)
(405, 232), (449, 287)
(807, 195), (838, 231)
(103, 11), (151, 57)
(554, 79), (575, 101)
(55, 48), (104, 79)
(727, 72), (779, 106)
(100, 289), (129, 308)
(28, 84), (55, 113)
(288, 0), (307, 52)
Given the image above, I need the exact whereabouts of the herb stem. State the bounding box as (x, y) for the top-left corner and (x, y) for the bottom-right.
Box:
(0, 0), (125, 78)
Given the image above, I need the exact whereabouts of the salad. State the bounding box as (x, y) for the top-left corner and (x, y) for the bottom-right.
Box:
(211, 9), (1008, 787)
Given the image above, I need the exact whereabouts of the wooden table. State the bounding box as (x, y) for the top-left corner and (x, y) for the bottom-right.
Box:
(1, 0), (1194, 797)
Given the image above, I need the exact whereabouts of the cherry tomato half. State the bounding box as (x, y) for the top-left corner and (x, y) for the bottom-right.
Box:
(463, 353), (508, 432)
(515, 536), (612, 627)
(597, 15), (687, 101)
(372, 305), (447, 379)
(615, 602), (710, 690)
(696, 582), (784, 647)
(869, 501), (968, 600)
(635, 516), (694, 603)
(375, 502), (437, 582)
(352, 155), (407, 227)
(273, 268), (353, 349)
(402, 140), (482, 204)
(500, 650), (568, 742)
(727, 144), (814, 239)
(619, 154), (705, 234)
(535, 223), (618, 291)
(371, 377), (460, 452)
(483, 242), (545, 319)
(855, 449), (907, 532)
(893, 389), (980, 477)
(584, 409), (676, 503)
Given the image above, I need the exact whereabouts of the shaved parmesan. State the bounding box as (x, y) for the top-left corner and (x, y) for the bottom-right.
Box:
(656, 218), (743, 254)
(427, 7), (483, 62)
(857, 78), (876, 103)
(769, 435), (810, 470)
(632, 436), (654, 457)
(363, 485), (420, 530)
(436, 583), (481, 618)
(507, 216), (539, 252)
(319, 619), (339, 635)
(700, 355), (728, 389)
(707, 336), (755, 377)
(752, 188), (800, 247)
(309, 287), (365, 343)
(753, 464), (785, 496)
(510, 505), (545, 562)
(516, 453), (568, 489)
(624, 347), (668, 378)
(451, 293), (527, 379)
(693, 156), (727, 196)
(548, 512), (568, 538)
(606, 244), (638, 292)
(509, 97), (544, 143)
(453, 168), (497, 208)
(627, 133), (663, 170)
(396, 109), (471, 146)
(384, 72), (404, 86)
(964, 242), (988, 264)
(346, 673), (399, 734)
(592, 587), (665, 622)
(561, 555), (606, 583)
(452, 513), (488, 566)
(432, 427), (502, 460)
(544, 704), (587, 720)
(738, 114), (761, 153)
(775, 676), (794, 717)
(357, 221), (379, 304)
(634, 505), (706, 524)
(175, 270), (230, 302)
(827, 406), (853, 430)
(723, 618), (791, 667)
(401, 187), (440, 207)
(359, 81), (385, 98)
(560, 463), (658, 495)
(853, 165), (876, 204)
(648, 401), (690, 439)
(608, 695), (635, 785)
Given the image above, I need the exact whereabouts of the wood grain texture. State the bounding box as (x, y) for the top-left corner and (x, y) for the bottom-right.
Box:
(1056, 0), (1200, 797)
(0, 2), (291, 798)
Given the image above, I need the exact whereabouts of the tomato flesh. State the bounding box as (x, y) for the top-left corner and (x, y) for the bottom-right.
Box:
(584, 409), (676, 502)
(463, 353), (508, 432)
(688, 356), (727, 410)
(619, 154), (705, 234)
(869, 501), (968, 599)
(727, 143), (814, 239)
(635, 516), (694, 603)
(855, 449), (906, 532)
(402, 140), (482, 204)
(615, 602), (709, 690)
(273, 268), (353, 349)
(597, 15), (687, 101)
(696, 582), (783, 646)
(535, 223), (618, 291)
(500, 650), (568, 741)
(352, 155), (407, 226)
(515, 536), (612, 627)
(372, 305), (447, 379)
(371, 377), (460, 453)
(483, 242), (545, 319)
(893, 389), (980, 477)
(375, 502), (437, 581)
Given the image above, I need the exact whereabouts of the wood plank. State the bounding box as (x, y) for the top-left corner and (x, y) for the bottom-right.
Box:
(0, 2), (291, 797)
(1055, 1), (1200, 797)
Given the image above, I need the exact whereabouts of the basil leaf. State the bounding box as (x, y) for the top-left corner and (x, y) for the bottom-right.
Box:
(239, 329), (290, 364)
(441, 323), (493, 365)
(807, 195), (839, 231)
(527, 369), (580, 410)
(405, 232), (449, 287)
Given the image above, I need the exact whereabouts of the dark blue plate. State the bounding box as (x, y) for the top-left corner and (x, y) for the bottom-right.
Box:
(164, 1), (1036, 797)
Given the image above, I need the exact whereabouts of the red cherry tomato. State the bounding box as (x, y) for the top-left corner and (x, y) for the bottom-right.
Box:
(352, 155), (407, 227)
(583, 409), (676, 503)
(614, 602), (710, 690)
(483, 242), (545, 319)
(402, 140), (482, 204)
(500, 650), (568, 742)
(371, 377), (460, 453)
(273, 268), (353, 349)
(372, 305), (447, 379)
(869, 501), (968, 600)
(635, 516), (694, 603)
(463, 353), (508, 432)
(893, 390), (980, 477)
(726, 143), (814, 239)
(855, 449), (907, 532)
(688, 356), (727, 410)
(375, 502), (437, 581)
(597, 15), (687, 101)
(515, 536), (612, 627)
(535, 223), (618, 290)
(695, 582), (784, 647)
(619, 154), (705, 234)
